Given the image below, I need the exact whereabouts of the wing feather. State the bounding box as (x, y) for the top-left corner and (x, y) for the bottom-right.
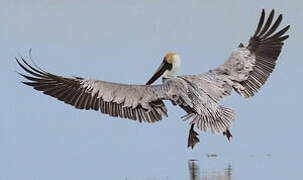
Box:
(214, 9), (289, 98)
(257, 9), (275, 37)
(17, 58), (169, 122)
(253, 9), (265, 37)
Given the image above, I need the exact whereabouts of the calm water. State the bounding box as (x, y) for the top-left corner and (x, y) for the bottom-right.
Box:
(186, 153), (302, 180)
(189, 159), (232, 180)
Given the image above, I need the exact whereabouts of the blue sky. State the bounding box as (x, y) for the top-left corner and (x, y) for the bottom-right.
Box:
(1, 0), (302, 179)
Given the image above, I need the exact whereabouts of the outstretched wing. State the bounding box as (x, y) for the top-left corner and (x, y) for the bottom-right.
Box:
(177, 9), (289, 134)
(211, 9), (289, 98)
(17, 58), (168, 123)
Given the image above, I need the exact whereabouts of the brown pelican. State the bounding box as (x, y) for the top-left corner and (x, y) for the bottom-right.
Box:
(16, 9), (289, 148)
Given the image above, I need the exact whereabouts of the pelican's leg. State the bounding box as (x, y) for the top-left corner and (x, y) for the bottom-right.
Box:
(187, 123), (200, 149)
(223, 129), (232, 141)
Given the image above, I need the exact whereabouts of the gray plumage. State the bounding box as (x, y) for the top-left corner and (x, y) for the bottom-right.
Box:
(17, 9), (289, 148)
(17, 59), (169, 123)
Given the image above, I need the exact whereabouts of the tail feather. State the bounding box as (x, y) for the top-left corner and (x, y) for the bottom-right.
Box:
(183, 106), (236, 134)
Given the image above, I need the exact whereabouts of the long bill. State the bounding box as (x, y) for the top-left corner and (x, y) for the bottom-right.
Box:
(146, 60), (172, 85)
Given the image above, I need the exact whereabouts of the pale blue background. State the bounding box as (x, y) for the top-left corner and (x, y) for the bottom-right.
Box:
(1, 0), (302, 180)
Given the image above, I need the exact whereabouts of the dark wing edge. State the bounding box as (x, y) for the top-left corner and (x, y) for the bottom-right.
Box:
(16, 57), (168, 123)
(238, 9), (290, 98)
(214, 9), (290, 98)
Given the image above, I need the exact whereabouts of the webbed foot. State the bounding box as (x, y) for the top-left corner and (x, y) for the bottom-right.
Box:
(187, 123), (200, 149)
(223, 129), (232, 141)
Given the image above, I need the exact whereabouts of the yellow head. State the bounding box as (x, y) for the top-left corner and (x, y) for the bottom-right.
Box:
(163, 52), (181, 77)
(164, 52), (178, 64)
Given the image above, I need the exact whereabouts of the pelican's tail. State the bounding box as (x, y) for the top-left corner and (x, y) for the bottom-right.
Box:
(182, 106), (236, 134)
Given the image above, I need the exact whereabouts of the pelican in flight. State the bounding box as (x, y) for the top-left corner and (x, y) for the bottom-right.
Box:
(17, 9), (289, 148)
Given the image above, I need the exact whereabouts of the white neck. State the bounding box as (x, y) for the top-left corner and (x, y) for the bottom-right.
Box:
(163, 55), (181, 78)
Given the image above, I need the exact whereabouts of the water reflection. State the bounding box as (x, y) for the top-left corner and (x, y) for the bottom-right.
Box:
(188, 160), (199, 180)
(188, 160), (233, 180)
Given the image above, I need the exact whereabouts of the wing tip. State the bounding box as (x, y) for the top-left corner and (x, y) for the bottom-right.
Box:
(254, 9), (289, 40)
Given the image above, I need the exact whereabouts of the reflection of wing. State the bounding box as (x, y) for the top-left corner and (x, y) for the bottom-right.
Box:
(184, 9), (289, 101)
(215, 9), (290, 98)
(17, 58), (168, 123)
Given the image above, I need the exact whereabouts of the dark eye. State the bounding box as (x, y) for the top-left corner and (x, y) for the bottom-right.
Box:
(167, 63), (173, 70)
